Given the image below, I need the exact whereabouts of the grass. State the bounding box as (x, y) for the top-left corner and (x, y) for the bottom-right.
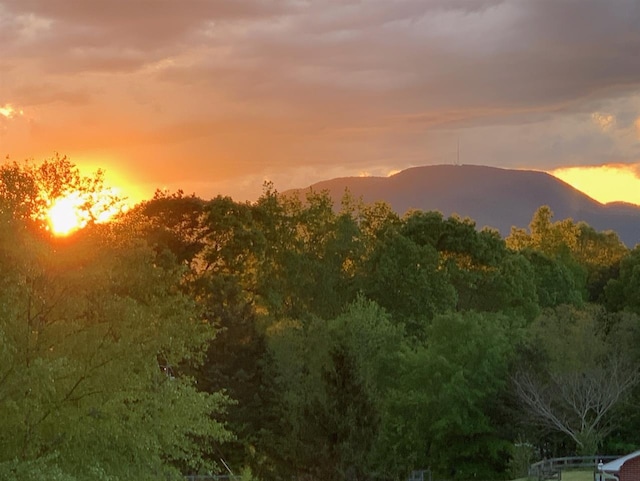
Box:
(560, 471), (594, 481)
(512, 470), (594, 481)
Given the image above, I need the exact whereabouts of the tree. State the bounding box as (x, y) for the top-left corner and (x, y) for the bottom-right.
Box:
(367, 310), (518, 480)
(0, 159), (230, 480)
(263, 315), (334, 480)
(572, 223), (627, 302)
(280, 189), (361, 320)
(250, 187), (363, 321)
(192, 195), (275, 478)
(133, 189), (208, 266)
(329, 296), (407, 480)
(513, 305), (640, 455)
(262, 297), (408, 481)
(0, 155), (125, 229)
(603, 246), (640, 314)
(507, 207), (589, 307)
(507, 206), (579, 257)
(400, 211), (538, 320)
(359, 230), (457, 339)
(356, 200), (400, 244)
(481, 253), (540, 321)
(421, 311), (517, 479)
(523, 250), (585, 308)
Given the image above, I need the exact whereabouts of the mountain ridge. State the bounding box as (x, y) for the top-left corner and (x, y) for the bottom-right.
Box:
(286, 164), (640, 247)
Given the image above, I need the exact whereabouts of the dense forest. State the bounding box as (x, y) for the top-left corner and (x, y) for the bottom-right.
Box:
(2, 158), (640, 481)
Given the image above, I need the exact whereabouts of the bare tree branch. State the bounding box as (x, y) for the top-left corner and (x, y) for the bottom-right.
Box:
(513, 355), (640, 453)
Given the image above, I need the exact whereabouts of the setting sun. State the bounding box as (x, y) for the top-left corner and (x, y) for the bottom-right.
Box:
(48, 193), (87, 236)
(46, 189), (129, 236)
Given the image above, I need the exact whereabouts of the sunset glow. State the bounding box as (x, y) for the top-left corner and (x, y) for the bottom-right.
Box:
(0, 104), (21, 119)
(0, 106), (12, 118)
(76, 161), (148, 206)
(46, 189), (128, 236)
(550, 164), (640, 206)
(48, 194), (87, 236)
(1, 2), (640, 203)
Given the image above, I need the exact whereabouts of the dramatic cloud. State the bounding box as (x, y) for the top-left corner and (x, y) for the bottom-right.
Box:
(1, 0), (640, 202)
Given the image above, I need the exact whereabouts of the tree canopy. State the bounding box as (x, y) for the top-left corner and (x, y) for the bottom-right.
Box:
(3, 158), (640, 481)
(0, 158), (230, 481)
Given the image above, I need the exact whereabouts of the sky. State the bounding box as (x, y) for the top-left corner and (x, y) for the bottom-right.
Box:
(1, 0), (640, 205)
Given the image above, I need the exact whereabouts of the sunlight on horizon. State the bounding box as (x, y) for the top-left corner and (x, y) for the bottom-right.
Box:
(48, 194), (87, 236)
(47, 190), (129, 236)
(550, 164), (640, 206)
(75, 158), (148, 205)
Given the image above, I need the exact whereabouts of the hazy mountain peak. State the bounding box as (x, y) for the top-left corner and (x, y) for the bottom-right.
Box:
(288, 164), (640, 247)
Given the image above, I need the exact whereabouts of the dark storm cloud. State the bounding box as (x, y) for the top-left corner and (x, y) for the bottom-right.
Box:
(147, 0), (640, 129)
(4, 0), (639, 112)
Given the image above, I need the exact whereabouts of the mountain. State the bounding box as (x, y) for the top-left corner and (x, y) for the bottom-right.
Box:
(287, 165), (640, 247)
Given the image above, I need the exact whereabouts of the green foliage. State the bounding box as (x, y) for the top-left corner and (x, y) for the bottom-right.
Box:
(0, 161), (230, 480)
(329, 295), (405, 396)
(401, 211), (539, 320)
(356, 200), (401, 242)
(421, 311), (517, 478)
(360, 230), (456, 339)
(251, 188), (363, 321)
(0, 455), (79, 481)
(0, 155), (125, 228)
(507, 441), (535, 479)
(135, 189), (208, 265)
(508, 206), (579, 257)
(523, 250), (585, 307)
(514, 305), (640, 455)
(604, 246), (640, 314)
(357, 310), (520, 480)
(9, 160), (640, 480)
(263, 297), (406, 480)
(263, 316), (334, 479)
(573, 223), (627, 301)
(508, 207), (590, 307)
(489, 253), (540, 320)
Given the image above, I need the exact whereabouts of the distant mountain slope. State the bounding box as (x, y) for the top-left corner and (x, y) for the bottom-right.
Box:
(287, 165), (640, 247)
